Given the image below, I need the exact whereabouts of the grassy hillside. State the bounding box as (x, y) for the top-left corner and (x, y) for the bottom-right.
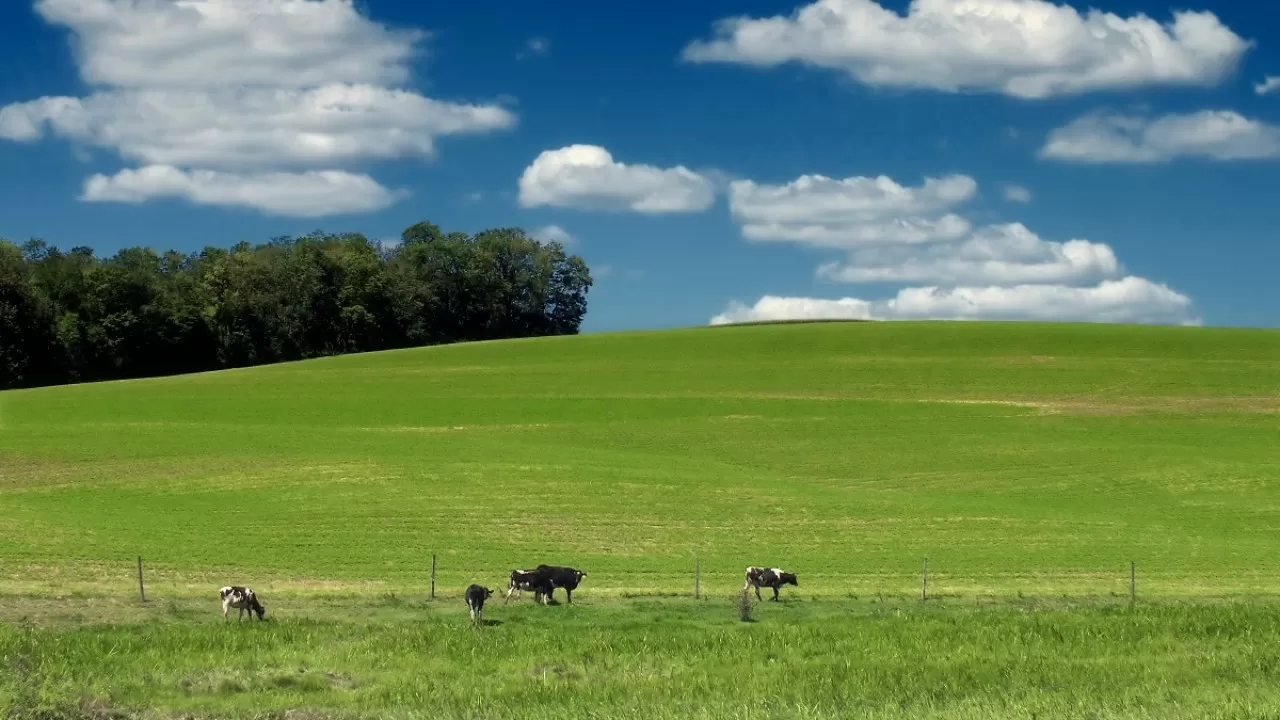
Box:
(3, 320), (1277, 600)
(4, 320), (1280, 719)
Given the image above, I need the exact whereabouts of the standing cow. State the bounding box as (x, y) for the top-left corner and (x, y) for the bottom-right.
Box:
(465, 584), (493, 624)
(219, 585), (267, 621)
(504, 569), (546, 604)
(534, 564), (587, 604)
(743, 566), (798, 601)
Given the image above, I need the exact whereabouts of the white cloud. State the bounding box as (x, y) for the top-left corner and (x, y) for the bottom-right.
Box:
(712, 277), (1198, 326)
(0, 86), (514, 170)
(518, 144), (716, 213)
(1040, 110), (1280, 163)
(729, 173), (977, 247)
(815, 223), (1118, 285)
(1255, 76), (1280, 95)
(730, 172), (1124, 286)
(1002, 184), (1032, 203)
(531, 224), (576, 246)
(682, 0), (1249, 99)
(724, 169), (1195, 324)
(0, 0), (515, 216)
(82, 165), (404, 216)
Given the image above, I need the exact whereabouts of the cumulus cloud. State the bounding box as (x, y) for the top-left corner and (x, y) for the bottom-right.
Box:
(82, 165), (404, 216)
(0, 86), (514, 170)
(815, 223), (1118, 285)
(729, 173), (976, 247)
(1040, 110), (1280, 163)
(0, 0), (515, 216)
(518, 144), (716, 213)
(531, 224), (576, 245)
(711, 277), (1199, 326)
(1002, 184), (1032, 203)
(1255, 76), (1280, 95)
(682, 0), (1249, 99)
(723, 169), (1196, 324)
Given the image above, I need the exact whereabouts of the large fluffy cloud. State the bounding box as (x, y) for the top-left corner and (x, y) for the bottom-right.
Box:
(0, 0), (515, 216)
(712, 278), (1199, 326)
(1040, 110), (1280, 163)
(729, 172), (1120, 286)
(729, 173), (976, 246)
(518, 144), (716, 213)
(0, 86), (514, 170)
(682, 0), (1249, 99)
(718, 170), (1197, 325)
(815, 223), (1119, 285)
(81, 165), (404, 216)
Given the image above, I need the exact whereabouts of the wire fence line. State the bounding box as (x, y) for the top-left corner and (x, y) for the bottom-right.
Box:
(117, 554), (1158, 606)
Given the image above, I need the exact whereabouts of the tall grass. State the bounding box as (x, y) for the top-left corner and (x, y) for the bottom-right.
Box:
(4, 600), (1280, 718)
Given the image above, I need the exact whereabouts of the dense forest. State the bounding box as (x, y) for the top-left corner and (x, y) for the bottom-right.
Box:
(0, 221), (592, 390)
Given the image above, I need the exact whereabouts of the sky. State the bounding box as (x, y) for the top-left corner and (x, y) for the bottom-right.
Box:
(1, 0), (1278, 333)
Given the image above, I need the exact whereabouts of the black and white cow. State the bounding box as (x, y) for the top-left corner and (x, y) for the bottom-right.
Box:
(465, 584), (493, 623)
(219, 585), (266, 621)
(533, 564), (587, 605)
(743, 566), (798, 601)
(504, 569), (546, 604)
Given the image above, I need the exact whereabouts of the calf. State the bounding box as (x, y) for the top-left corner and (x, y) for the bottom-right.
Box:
(534, 564), (587, 604)
(219, 585), (266, 621)
(504, 569), (546, 604)
(465, 584), (493, 623)
(743, 566), (798, 601)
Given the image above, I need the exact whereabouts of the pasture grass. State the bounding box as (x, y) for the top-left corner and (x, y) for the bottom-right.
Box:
(6, 597), (1280, 719)
(2, 320), (1280, 717)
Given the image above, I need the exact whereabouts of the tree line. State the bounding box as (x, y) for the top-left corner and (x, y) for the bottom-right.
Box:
(0, 221), (592, 390)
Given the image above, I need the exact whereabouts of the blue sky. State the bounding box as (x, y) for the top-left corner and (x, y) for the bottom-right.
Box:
(1, 0), (1278, 332)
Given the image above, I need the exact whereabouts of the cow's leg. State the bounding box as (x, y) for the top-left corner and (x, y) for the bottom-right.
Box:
(753, 584), (762, 602)
(565, 588), (573, 604)
(771, 585), (780, 602)
(222, 601), (230, 622)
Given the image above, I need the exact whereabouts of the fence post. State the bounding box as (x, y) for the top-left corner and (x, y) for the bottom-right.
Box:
(137, 556), (146, 603)
(430, 554), (437, 600)
(1130, 561), (1135, 604)
(694, 556), (700, 600)
(921, 557), (928, 602)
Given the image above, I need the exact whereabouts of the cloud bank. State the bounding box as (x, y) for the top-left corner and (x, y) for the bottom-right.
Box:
(683, 0), (1249, 99)
(0, 0), (515, 216)
(714, 171), (1198, 325)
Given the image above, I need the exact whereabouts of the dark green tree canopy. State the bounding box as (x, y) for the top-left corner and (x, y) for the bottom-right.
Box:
(0, 223), (593, 390)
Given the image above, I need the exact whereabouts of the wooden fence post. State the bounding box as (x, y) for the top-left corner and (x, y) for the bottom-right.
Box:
(694, 556), (701, 600)
(137, 556), (146, 603)
(430, 554), (437, 600)
(921, 557), (928, 602)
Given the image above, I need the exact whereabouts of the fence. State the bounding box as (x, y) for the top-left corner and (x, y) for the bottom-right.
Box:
(128, 554), (1149, 606)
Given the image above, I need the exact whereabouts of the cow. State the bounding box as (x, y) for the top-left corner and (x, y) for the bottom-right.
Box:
(218, 585), (266, 621)
(533, 564), (587, 605)
(465, 584), (493, 623)
(504, 569), (546, 605)
(743, 566), (798, 602)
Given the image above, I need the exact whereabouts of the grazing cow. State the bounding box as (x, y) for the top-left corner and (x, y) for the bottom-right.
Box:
(743, 566), (798, 601)
(504, 569), (546, 604)
(219, 585), (266, 621)
(534, 564), (587, 605)
(465, 584), (493, 623)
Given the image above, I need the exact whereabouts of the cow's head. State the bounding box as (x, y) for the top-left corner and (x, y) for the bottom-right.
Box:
(481, 586), (494, 600)
(250, 597), (267, 620)
(780, 572), (798, 587)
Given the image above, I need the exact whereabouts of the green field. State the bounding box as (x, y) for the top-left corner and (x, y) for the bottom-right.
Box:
(3, 320), (1280, 718)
